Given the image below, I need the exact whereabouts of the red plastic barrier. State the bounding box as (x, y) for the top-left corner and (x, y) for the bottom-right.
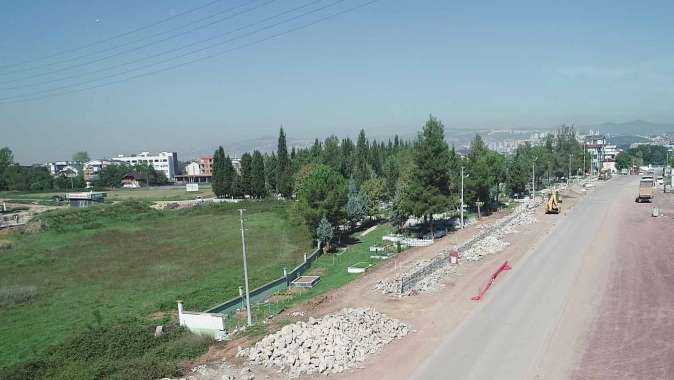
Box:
(471, 260), (512, 301)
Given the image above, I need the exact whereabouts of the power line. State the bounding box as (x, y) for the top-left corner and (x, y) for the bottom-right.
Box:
(0, 0), (352, 101)
(1, 0), (322, 91)
(0, 0), (228, 70)
(0, 0), (276, 77)
(0, 0), (379, 105)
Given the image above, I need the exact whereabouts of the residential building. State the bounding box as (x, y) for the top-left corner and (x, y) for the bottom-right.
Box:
(45, 161), (80, 177)
(199, 156), (213, 176)
(113, 152), (178, 180)
(185, 162), (202, 176)
(83, 159), (113, 187)
(584, 135), (606, 175)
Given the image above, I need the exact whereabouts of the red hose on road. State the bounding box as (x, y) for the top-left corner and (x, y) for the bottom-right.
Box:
(471, 260), (512, 301)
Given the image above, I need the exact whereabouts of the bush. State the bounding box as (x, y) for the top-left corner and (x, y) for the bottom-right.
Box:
(0, 286), (37, 307)
(0, 320), (212, 380)
(36, 201), (156, 233)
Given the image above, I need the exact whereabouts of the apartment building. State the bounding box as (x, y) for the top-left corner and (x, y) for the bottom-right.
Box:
(113, 152), (178, 180)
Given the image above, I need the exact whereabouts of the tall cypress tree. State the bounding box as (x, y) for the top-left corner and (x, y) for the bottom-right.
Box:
(212, 146), (226, 198)
(276, 127), (293, 198)
(223, 155), (234, 197)
(240, 153), (253, 197)
(354, 129), (370, 186)
(251, 150), (266, 198)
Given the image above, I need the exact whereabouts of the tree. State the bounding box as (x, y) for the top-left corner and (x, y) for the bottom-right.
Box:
(251, 150), (266, 198)
(276, 127), (293, 198)
(346, 178), (368, 227)
(212, 146), (227, 198)
(0, 147), (14, 190)
(72, 151), (90, 163)
(240, 153), (253, 197)
(294, 164), (347, 232)
(354, 129), (371, 186)
(361, 177), (387, 217)
(316, 217), (335, 252)
(401, 116), (451, 237)
(264, 153), (277, 193)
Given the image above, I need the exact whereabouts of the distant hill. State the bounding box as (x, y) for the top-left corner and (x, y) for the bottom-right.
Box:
(582, 120), (674, 136)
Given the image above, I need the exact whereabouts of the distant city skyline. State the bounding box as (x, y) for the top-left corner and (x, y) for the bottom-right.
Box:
(2, 0), (674, 163)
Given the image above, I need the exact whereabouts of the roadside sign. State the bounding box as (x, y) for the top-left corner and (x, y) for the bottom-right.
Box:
(186, 183), (199, 192)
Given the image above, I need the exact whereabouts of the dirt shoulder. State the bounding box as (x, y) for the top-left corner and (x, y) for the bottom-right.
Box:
(571, 181), (674, 379)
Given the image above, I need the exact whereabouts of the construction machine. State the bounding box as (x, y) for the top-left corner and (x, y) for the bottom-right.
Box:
(545, 191), (561, 214)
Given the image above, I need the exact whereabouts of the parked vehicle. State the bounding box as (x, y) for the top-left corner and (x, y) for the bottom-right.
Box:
(636, 176), (655, 203)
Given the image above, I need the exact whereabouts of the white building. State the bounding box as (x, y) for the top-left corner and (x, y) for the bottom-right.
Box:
(185, 162), (202, 176)
(113, 152), (178, 180)
(584, 135), (606, 175)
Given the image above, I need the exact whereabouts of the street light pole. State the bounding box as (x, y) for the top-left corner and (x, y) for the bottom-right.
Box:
(460, 166), (464, 229)
(532, 159), (536, 201)
(568, 154), (572, 185)
(239, 209), (252, 326)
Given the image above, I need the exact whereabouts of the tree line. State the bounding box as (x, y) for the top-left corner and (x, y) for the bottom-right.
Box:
(0, 148), (87, 192)
(616, 144), (673, 170)
(210, 118), (589, 245)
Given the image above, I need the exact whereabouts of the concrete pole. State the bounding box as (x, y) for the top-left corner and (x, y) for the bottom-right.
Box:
(177, 300), (184, 326)
(239, 209), (252, 326)
(568, 154), (572, 185)
(532, 161), (536, 201)
(460, 166), (464, 229)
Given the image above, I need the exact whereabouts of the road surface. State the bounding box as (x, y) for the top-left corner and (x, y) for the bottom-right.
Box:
(410, 177), (638, 380)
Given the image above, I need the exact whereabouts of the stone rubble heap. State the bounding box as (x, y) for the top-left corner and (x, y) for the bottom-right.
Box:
(374, 255), (458, 295)
(461, 201), (537, 261)
(237, 307), (408, 378)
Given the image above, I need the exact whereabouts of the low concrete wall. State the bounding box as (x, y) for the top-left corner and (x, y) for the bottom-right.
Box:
(178, 301), (226, 337)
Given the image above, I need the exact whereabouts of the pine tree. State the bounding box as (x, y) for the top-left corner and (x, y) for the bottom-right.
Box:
(251, 150), (266, 198)
(276, 127), (293, 198)
(403, 116), (451, 237)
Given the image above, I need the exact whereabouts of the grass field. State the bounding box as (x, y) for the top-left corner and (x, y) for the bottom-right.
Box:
(224, 224), (398, 331)
(0, 200), (311, 372)
(0, 185), (215, 204)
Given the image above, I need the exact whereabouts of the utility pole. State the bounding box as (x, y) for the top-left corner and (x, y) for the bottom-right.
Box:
(532, 159), (536, 201)
(566, 153), (572, 186)
(239, 209), (252, 326)
(460, 166), (464, 229)
(583, 143), (586, 177)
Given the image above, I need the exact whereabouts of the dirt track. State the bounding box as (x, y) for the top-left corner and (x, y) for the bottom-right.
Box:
(573, 183), (674, 379)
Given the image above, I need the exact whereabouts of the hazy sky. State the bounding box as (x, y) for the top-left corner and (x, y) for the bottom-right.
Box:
(1, 0), (673, 163)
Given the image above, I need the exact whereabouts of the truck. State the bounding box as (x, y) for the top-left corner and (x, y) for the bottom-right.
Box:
(636, 176), (655, 203)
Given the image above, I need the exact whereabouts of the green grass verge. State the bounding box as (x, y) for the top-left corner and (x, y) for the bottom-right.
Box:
(0, 200), (311, 376)
(225, 224), (400, 331)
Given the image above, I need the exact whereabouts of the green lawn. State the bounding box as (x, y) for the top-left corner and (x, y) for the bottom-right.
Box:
(0, 200), (311, 369)
(225, 224), (399, 331)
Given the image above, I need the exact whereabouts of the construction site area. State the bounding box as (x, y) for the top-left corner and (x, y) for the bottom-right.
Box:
(163, 174), (673, 380)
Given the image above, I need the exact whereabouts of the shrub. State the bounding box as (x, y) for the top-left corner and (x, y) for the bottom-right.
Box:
(0, 286), (37, 307)
(0, 320), (212, 380)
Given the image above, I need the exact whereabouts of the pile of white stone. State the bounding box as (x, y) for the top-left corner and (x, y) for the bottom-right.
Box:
(461, 201), (537, 261)
(374, 254), (458, 295)
(237, 308), (408, 377)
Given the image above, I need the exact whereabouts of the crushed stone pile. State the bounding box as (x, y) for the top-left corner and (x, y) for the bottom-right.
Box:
(237, 308), (408, 378)
(461, 201), (538, 261)
(374, 254), (458, 295)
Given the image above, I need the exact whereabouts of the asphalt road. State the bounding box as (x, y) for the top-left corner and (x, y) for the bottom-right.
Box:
(410, 178), (632, 380)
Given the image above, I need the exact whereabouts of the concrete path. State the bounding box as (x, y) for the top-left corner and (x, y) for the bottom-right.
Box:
(410, 178), (630, 380)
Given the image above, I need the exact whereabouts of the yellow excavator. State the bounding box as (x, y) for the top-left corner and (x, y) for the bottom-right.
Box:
(545, 191), (561, 214)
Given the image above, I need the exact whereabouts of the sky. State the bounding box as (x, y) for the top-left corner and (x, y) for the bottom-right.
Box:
(1, 0), (673, 163)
